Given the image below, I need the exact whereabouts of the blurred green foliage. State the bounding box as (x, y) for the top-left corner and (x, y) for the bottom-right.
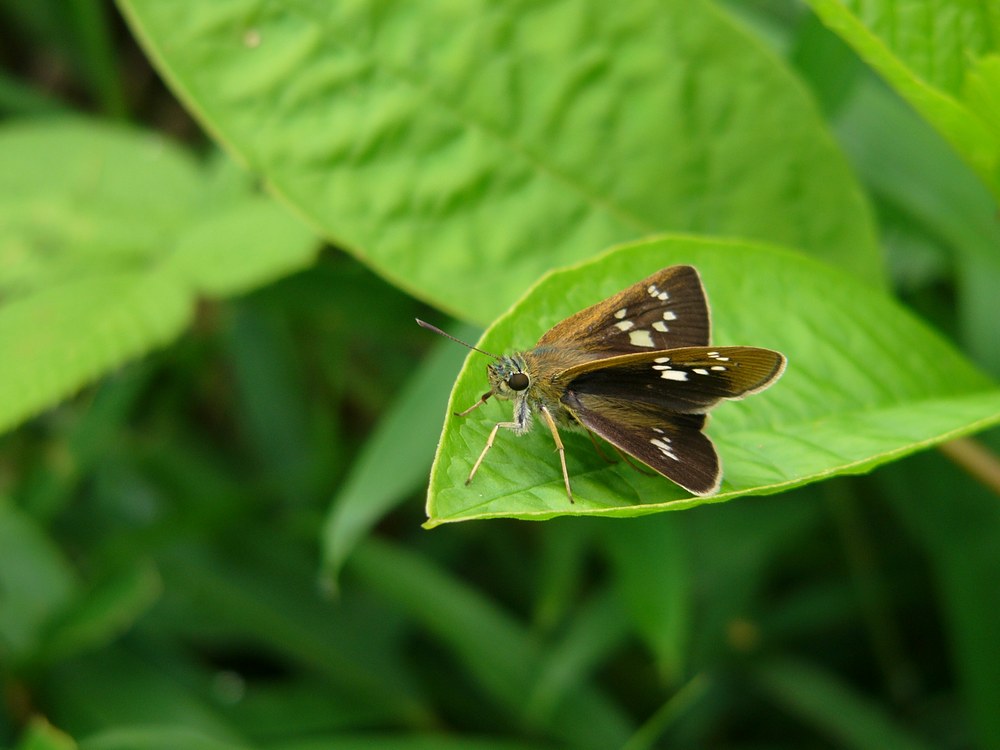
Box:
(1, 1), (999, 749)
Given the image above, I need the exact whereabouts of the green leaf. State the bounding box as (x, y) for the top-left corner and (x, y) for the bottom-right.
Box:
(805, 0), (1000, 203)
(351, 538), (633, 750)
(164, 197), (318, 297)
(0, 119), (318, 435)
(0, 502), (77, 662)
(523, 587), (630, 726)
(40, 561), (162, 665)
(157, 543), (429, 726)
(752, 657), (931, 750)
(223, 304), (321, 500)
(118, 0), (881, 324)
(621, 675), (711, 750)
(44, 647), (245, 744)
(320, 329), (475, 588)
(14, 718), (77, 750)
(266, 736), (550, 750)
(425, 236), (1000, 525)
(78, 728), (252, 750)
(0, 272), (192, 436)
(834, 76), (1000, 375)
(600, 516), (690, 681)
(877, 450), (1000, 748)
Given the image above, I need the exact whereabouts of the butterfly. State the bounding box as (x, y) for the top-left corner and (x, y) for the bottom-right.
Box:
(418, 265), (785, 502)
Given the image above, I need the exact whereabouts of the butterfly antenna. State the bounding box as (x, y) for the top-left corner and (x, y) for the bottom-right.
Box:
(415, 319), (498, 359)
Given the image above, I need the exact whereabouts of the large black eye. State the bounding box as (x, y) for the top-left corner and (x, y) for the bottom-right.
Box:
(508, 372), (530, 391)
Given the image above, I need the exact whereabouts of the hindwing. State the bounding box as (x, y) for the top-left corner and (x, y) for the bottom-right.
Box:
(559, 346), (786, 495)
(563, 395), (721, 495)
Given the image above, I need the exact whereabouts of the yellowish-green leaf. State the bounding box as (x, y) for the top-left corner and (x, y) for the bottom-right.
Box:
(0, 119), (317, 434)
(426, 236), (1000, 525)
(806, 0), (1000, 202)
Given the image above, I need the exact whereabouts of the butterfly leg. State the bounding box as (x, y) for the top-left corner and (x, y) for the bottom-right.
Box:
(540, 405), (574, 503)
(586, 429), (618, 464)
(455, 391), (492, 417)
(613, 445), (656, 476)
(466, 421), (519, 487)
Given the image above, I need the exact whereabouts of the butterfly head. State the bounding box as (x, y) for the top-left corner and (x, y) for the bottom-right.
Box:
(487, 355), (530, 401)
(414, 319), (536, 416)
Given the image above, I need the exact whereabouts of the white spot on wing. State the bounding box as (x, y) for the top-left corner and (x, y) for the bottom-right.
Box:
(659, 370), (688, 381)
(629, 330), (656, 348)
(647, 284), (670, 301)
(651, 437), (678, 460)
(711, 365), (726, 371)
(663, 311), (677, 321)
(614, 308), (628, 319)
(652, 321), (669, 332)
(654, 357), (671, 363)
(614, 320), (635, 331)
(693, 368), (709, 375)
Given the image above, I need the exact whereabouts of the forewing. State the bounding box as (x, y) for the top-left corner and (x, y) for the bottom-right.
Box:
(564, 395), (721, 495)
(536, 265), (710, 356)
(559, 346), (786, 414)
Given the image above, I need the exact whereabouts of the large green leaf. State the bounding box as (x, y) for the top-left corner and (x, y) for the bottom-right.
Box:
(0, 119), (317, 435)
(834, 76), (1000, 375)
(425, 236), (1000, 525)
(806, 0), (1000, 203)
(118, 0), (881, 324)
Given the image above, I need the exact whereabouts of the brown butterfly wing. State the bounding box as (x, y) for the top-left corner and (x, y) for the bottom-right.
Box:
(557, 347), (787, 411)
(559, 346), (786, 495)
(563, 395), (721, 495)
(536, 265), (710, 358)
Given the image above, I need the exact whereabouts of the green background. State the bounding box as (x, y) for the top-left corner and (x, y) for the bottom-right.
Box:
(1, 1), (999, 748)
